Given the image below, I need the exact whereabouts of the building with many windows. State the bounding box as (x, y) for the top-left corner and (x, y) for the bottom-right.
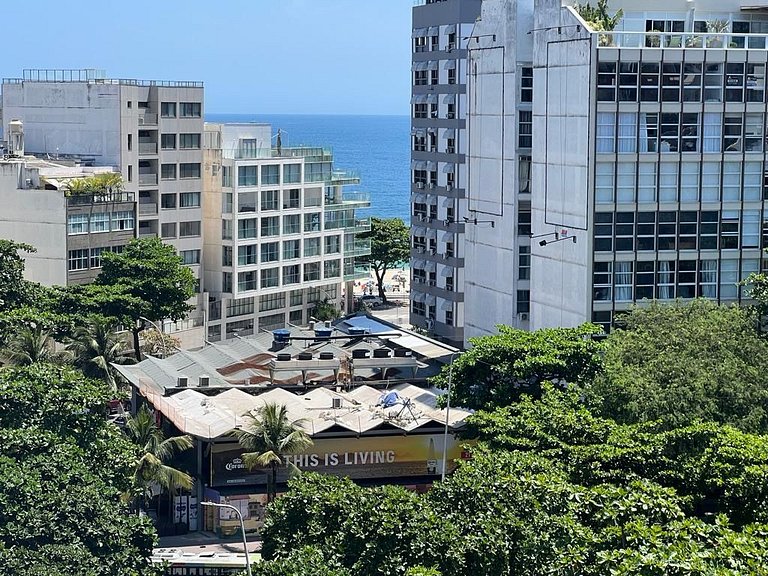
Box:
(203, 123), (371, 341)
(1, 69), (205, 327)
(410, 0), (482, 347)
(462, 0), (768, 340)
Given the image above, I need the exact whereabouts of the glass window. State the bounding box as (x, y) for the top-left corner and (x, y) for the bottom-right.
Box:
(617, 113), (637, 153)
(284, 164), (301, 184)
(227, 297), (255, 318)
(179, 133), (201, 149)
(680, 162), (699, 202)
(179, 163), (201, 179)
(596, 163), (615, 204)
(720, 259), (739, 299)
(635, 261), (654, 300)
(745, 113), (763, 152)
(261, 216), (280, 237)
(90, 212), (110, 233)
(283, 188), (301, 209)
(238, 191), (257, 213)
(238, 270), (258, 292)
(303, 262), (321, 282)
(238, 218), (258, 239)
(283, 214), (300, 234)
(222, 192), (233, 214)
(68, 249), (89, 271)
(304, 237), (321, 257)
(517, 210), (531, 236)
(521, 67), (533, 102)
(681, 113), (699, 152)
(616, 162), (635, 203)
(679, 211), (698, 250)
(678, 260), (697, 298)
(179, 102), (201, 117)
(161, 222), (176, 239)
(179, 221), (200, 237)
(701, 162), (721, 202)
(659, 163), (678, 202)
(111, 211), (134, 231)
(223, 271), (232, 293)
(518, 245), (530, 280)
(304, 212), (322, 232)
(160, 102), (176, 118)
(516, 290), (530, 313)
(161, 133), (176, 149)
(614, 261), (633, 301)
(700, 211), (719, 250)
(596, 112), (615, 153)
(657, 211), (677, 250)
(722, 162), (742, 202)
(161, 163), (176, 180)
(324, 259), (341, 279)
(238, 244), (258, 266)
(180, 249), (200, 265)
(615, 212), (634, 251)
(637, 163), (656, 203)
(261, 164), (280, 185)
(89, 247), (108, 269)
(659, 113), (679, 152)
(640, 62), (659, 102)
(682, 63), (702, 102)
(518, 110), (532, 148)
(261, 189), (279, 211)
(657, 260), (676, 299)
(161, 193), (176, 209)
(724, 114), (743, 152)
(743, 210), (760, 248)
(222, 246), (232, 267)
(744, 161), (762, 202)
(238, 166), (258, 186)
(702, 112), (722, 152)
(261, 267), (279, 288)
(597, 61), (616, 101)
(704, 63), (723, 102)
(283, 239), (300, 260)
(261, 242), (279, 263)
(222, 166), (232, 188)
(180, 192), (200, 208)
(721, 210), (740, 249)
(258, 293), (284, 313)
(637, 212), (656, 251)
(283, 264), (300, 285)
(324, 235), (341, 254)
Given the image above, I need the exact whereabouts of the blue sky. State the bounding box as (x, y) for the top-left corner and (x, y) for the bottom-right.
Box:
(3, 0), (413, 115)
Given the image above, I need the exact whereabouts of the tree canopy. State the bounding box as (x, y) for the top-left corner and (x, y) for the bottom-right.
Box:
(430, 323), (604, 410)
(0, 364), (156, 575)
(359, 217), (410, 302)
(591, 299), (768, 433)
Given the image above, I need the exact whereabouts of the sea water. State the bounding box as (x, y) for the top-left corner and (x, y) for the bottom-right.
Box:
(206, 114), (411, 222)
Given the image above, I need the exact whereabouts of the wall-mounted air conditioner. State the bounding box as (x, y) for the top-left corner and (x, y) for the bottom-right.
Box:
(416, 182), (425, 189)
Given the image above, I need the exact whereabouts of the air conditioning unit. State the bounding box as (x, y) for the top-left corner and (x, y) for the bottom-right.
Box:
(177, 376), (189, 388)
(417, 246), (426, 254)
(429, 248), (437, 255)
(199, 375), (210, 387)
(446, 184), (453, 192)
(447, 112), (455, 119)
(416, 182), (425, 189)
(332, 397), (343, 409)
(429, 182), (436, 189)
(518, 312), (529, 321)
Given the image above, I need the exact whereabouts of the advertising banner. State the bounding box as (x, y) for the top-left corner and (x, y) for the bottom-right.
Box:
(210, 434), (469, 487)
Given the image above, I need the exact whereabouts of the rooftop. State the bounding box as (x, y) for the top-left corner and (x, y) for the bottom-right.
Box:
(3, 68), (202, 88)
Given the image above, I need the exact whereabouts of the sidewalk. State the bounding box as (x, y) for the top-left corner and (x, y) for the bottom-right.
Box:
(353, 267), (410, 299)
(156, 531), (262, 555)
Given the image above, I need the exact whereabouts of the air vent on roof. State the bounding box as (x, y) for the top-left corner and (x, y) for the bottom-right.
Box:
(373, 348), (392, 358)
(276, 353), (292, 362)
(298, 351), (313, 361)
(352, 349), (370, 359)
(319, 352), (335, 360)
(273, 329), (290, 344)
(394, 349), (412, 358)
(314, 327), (332, 340)
(177, 376), (188, 388)
(199, 375), (210, 387)
(324, 320), (332, 328)
(332, 397), (343, 409)
(348, 326), (367, 336)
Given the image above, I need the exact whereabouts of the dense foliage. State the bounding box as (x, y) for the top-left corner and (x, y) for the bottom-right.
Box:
(430, 323), (604, 410)
(0, 364), (156, 575)
(591, 300), (768, 433)
(358, 217), (410, 302)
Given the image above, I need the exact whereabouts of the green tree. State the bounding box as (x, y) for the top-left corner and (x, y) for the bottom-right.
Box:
(592, 299), (768, 433)
(0, 239), (37, 312)
(430, 323), (604, 410)
(359, 217), (410, 303)
(0, 364), (156, 575)
(140, 328), (181, 359)
(124, 405), (193, 511)
(94, 237), (195, 360)
(0, 324), (63, 367)
(66, 317), (134, 392)
(575, 0), (624, 31)
(236, 402), (313, 503)
(310, 298), (341, 322)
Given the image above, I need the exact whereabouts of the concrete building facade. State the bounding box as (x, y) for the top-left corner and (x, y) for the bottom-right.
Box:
(463, 0), (768, 341)
(203, 123), (371, 342)
(410, 0), (483, 347)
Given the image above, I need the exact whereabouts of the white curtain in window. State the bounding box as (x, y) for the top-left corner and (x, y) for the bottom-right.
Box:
(617, 113), (638, 153)
(658, 261), (674, 299)
(597, 113), (616, 153)
(614, 261), (633, 301)
(639, 113), (650, 153)
(680, 162), (700, 202)
(702, 112), (722, 152)
(637, 163), (656, 203)
(519, 156), (531, 193)
(700, 260), (717, 298)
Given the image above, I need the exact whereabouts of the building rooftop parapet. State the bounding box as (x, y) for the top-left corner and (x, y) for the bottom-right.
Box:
(592, 31), (768, 50)
(3, 68), (202, 87)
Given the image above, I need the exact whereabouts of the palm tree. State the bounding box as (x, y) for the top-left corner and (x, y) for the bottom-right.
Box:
(0, 324), (61, 366)
(124, 405), (194, 512)
(66, 317), (133, 392)
(236, 402), (313, 502)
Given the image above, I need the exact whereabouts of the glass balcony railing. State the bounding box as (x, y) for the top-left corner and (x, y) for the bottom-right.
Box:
(346, 238), (371, 258)
(325, 217), (372, 232)
(325, 191), (371, 210)
(596, 31), (768, 50)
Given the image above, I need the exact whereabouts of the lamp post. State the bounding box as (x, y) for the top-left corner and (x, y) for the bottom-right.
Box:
(138, 315), (179, 358)
(441, 351), (461, 482)
(199, 501), (253, 576)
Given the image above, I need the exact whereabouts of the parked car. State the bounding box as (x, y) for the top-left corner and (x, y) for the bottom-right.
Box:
(359, 295), (383, 307)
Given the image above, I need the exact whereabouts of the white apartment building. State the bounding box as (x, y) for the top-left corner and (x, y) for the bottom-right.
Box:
(410, 0), (483, 347)
(1, 69), (206, 320)
(464, 0), (768, 341)
(203, 123), (371, 342)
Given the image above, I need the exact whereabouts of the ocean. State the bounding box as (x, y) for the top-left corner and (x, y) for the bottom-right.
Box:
(206, 114), (411, 222)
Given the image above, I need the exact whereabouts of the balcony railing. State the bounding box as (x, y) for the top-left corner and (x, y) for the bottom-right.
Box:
(138, 113), (158, 126)
(138, 142), (157, 155)
(346, 238), (371, 258)
(138, 173), (157, 186)
(596, 31), (768, 50)
(139, 202), (158, 216)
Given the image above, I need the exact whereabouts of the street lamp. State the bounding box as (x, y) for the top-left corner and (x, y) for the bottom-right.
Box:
(199, 501), (253, 576)
(138, 316), (179, 358)
(441, 351), (461, 482)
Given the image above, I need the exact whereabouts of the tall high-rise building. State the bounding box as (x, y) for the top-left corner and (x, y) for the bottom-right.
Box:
(410, 0), (483, 347)
(463, 0), (768, 341)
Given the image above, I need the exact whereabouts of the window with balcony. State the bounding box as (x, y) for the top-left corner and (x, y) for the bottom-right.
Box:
(238, 271), (258, 292)
(261, 164), (280, 185)
(303, 262), (321, 282)
(283, 164), (301, 184)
